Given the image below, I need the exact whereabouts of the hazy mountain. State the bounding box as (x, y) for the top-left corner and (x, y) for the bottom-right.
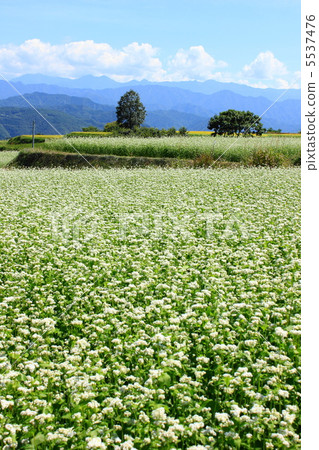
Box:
(0, 107), (89, 138)
(0, 92), (113, 110)
(0, 93), (207, 137)
(10, 74), (120, 90)
(10, 74), (301, 101)
(0, 77), (301, 134)
(0, 93), (210, 137)
(0, 93), (116, 137)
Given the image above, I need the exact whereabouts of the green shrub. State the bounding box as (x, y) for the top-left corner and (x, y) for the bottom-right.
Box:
(133, 127), (163, 138)
(103, 121), (121, 132)
(82, 126), (100, 132)
(7, 136), (45, 145)
(193, 153), (215, 167)
(293, 156), (301, 166)
(248, 148), (289, 167)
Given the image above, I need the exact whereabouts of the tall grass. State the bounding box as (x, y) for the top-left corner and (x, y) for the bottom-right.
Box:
(42, 135), (301, 164)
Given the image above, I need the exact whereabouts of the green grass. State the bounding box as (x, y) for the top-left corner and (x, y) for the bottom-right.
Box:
(0, 167), (300, 448)
(0, 151), (18, 167)
(42, 135), (301, 165)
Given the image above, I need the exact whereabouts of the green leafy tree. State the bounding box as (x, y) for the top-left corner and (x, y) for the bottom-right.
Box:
(208, 110), (265, 136)
(167, 127), (177, 137)
(266, 127), (282, 134)
(179, 126), (188, 136)
(103, 121), (121, 132)
(116, 90), (146, 129)
(82, 126), (100, 132)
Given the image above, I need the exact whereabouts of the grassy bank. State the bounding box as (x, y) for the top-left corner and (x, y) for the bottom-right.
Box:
(0, 151), (18, 168)
(41, 135), (301, 165)
(9, 150), (194, 169)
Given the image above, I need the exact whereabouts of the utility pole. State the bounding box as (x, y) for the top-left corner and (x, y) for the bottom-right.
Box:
(32, 120), (35, 148)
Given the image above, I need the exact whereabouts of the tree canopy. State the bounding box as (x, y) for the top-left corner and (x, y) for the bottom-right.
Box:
(207, 109), (265, 136)
(116, 90), (146, 130)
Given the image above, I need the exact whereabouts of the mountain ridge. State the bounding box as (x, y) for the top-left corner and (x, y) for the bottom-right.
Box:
(9, 73), (301, 101)
(0, 76), (301, 136)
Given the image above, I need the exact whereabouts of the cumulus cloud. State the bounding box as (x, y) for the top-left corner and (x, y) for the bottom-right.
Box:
(0, 39), (166, 81)
(236, 79), (269, 89)
(242, 51), (287, 80)
(167, 45), (227, 81)
(0, 40), (299, 89)
(0, 40), (226, 82)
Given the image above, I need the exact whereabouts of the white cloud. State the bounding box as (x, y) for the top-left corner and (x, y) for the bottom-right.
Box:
(0, 40), (74, 78)
(0, 40), (299, 89)
(167, 45), (227, 81)
(0, 40), (227, 82)
(236, 79), (269, 89)
(242, 51), (287, 80)
(0, 39), (166, 81)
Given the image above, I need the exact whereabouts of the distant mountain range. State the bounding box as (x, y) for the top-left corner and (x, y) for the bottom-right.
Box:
(8, 74), (301, 101)
(0, 74), (301, 138)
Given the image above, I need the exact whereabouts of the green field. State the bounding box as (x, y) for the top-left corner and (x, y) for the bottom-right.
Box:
(0, 167), (300, 448)
(41, 135), (301, 165)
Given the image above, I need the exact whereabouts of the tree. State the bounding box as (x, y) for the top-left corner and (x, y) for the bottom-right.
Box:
(116, 90), (146, 129)
(166, 127), (176, 137)
(82, 126), (100, 132)
(103, 121), (121, 132)
(266, 127), (282, 134)
(179, 126), (188, 136)
(208, 110), (265, 136)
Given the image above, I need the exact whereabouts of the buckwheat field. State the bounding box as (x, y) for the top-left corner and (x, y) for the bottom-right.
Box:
(0, 167), (300, 449)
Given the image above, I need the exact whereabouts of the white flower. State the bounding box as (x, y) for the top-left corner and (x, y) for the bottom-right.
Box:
(250, 404), (264, 414)
(138, 411), (150, 423)
(0, 399), (14, 409)
(244, 340), (257, 347)
(215, 412), (230, 424)
(24, 361), (38, 372)
(21, 409), (37, 416)
(278, 389), (290, 398)
(120, 439), (136, 449)
(187, 446), (208, 450)
(86, 436), (106, 449)
(275, 327), (288, 338)
(88, 400), (100, 409)
(152, 407), (167, 422)
(189, 421), (204, 432)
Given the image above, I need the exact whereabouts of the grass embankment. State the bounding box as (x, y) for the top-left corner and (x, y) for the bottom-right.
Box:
(2, 134), (301, 168)
(0, 151), (17, 168)
(41, 135), (301, 166)
(9, 150), (195, 169)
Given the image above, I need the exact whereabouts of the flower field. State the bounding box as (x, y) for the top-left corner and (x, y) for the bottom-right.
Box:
(0, 167), (300, 448)
(42, 135), (301, 165)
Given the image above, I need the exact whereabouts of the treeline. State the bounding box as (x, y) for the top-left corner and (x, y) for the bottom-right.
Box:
(82, 123), (188, 137)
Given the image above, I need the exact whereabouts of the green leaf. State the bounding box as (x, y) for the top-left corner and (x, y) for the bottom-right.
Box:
(31, 433), (46, 448)
(157, 373), (171, 386)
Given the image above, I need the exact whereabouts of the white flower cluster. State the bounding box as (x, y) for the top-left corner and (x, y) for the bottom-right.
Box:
(0, 167), (300, 448)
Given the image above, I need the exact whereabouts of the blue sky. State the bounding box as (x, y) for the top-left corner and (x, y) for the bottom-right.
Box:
(0, 0), (301, 88)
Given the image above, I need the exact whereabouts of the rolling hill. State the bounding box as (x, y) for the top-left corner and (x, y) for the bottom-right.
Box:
(0, 107), (88, 138)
